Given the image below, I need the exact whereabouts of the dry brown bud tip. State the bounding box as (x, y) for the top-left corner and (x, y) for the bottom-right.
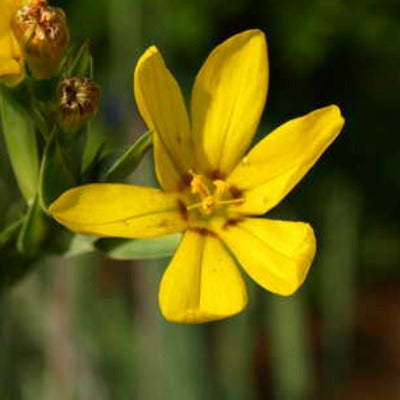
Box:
(12, 0), (70, 79)
(57, 77), (101, 132)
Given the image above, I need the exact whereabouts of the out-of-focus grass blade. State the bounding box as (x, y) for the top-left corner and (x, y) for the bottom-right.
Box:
(320, 180), (360, 393)
(215, 301), (256, 400)
(17, 194), (47, 256)
(0, 295), (20, 399)
(268, 294), (313, 400)
(0, 88), (39, 202)
(95, 234), (180, 260)
(101, 131), (152, 182)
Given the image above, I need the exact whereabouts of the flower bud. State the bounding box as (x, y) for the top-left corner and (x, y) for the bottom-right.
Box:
(57, 77), (101, 132)
(12, 0), (70, 79)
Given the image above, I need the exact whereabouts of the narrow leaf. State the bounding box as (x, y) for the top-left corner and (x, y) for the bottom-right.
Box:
(38, 135), (76, 209)
(0, 88), (39, 202)
(95, 234), (180, 260)
(65, 40), (93, 78)
(102, 131), (152, 181)
(62, 234), (96, 257)
(81, 121), (105, 180)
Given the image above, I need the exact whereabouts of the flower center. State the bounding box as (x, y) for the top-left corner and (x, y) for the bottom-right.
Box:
(185, 171), (243, 217)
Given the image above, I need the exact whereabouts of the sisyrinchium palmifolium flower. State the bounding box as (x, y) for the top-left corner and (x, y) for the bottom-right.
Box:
(49, 30), (345, 324)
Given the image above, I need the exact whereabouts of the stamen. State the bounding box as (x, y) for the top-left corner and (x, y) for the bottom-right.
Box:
(185, 171), (244, 216)
(216, 198), (244, 206)
(186, 202), (203, 211)
(189, 170), (210, 198)
(186, 197), (243, 214)
(213, 179), (230, 197)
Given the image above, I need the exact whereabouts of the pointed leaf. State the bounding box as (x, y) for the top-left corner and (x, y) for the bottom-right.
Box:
(64, 40), (94, 78)
(95, 234), (180, 260)
(0, 88), (39, 202)
(81, 121), (106, 180)
(62, 234), (96, 257)
(102, 131), (152, 182)
(38, 135), (76, 209)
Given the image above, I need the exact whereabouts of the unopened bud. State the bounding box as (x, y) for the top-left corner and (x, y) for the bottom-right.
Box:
(57, 77), (101, 132)
(12, 0), (70, 79)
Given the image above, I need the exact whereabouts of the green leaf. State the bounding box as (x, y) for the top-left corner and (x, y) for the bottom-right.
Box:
(0, 219), (23, 248)
(64, 40), (94, 78)
(62, 234), (96, 257)
(95, 234), (180, 260)
(17, 195), (48, 256)
(0, 88), (39, 202)
(102, 131), (152, 182)
(81, 121), (105, 180)
(38, 135), (76, 209)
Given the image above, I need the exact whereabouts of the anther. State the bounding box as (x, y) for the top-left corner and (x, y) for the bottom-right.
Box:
(213, 179), (230, 197)
(189, 170), (210, 198)
(186, 196), (243, 214)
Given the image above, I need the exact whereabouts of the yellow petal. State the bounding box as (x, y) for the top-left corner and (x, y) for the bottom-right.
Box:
(153, 134), (184, 191)
(134, 46), (193, 190)
(49, 184), (188, 238)
(0, 56), (20, 75)
(1, 0), (24, 19)
(228, 105), (345, 214)
(191, 29), (268, 177)
(1, 0), (14, 34)
(0, 15), (24, 86)
(217, 218), (316, 296)
(159, 230), (247, 323)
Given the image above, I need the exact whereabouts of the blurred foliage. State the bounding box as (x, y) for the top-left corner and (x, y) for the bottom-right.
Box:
(1, 0), (400, 399)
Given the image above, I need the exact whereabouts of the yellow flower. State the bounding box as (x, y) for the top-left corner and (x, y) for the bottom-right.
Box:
(50, 30), (344, 323)
(0, 0), (25, 86)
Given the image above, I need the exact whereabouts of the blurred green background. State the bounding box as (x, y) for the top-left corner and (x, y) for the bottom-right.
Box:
(1, 0), (400, 399)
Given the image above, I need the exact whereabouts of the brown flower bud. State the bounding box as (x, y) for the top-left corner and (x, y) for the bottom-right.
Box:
(57, 77), (101, 132)
(12, 0), (70, 79)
